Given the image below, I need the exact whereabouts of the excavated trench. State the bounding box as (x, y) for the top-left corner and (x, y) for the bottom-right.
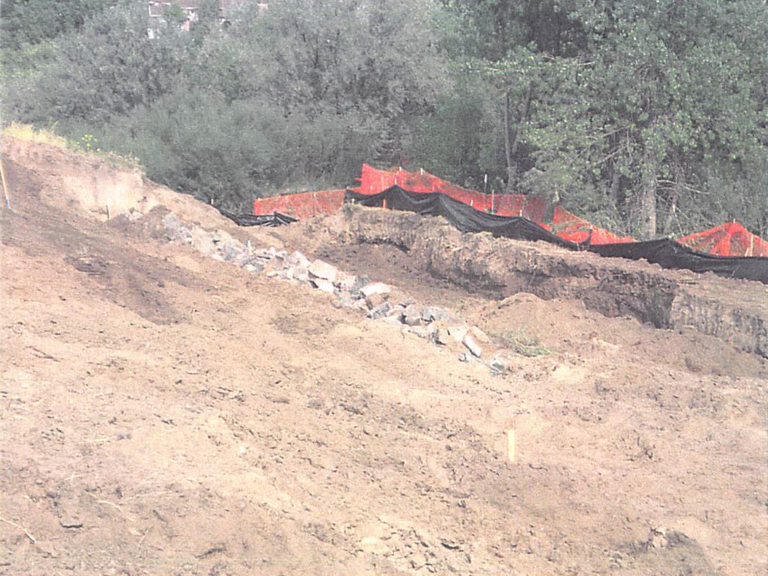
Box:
(313, 205), (768, 358)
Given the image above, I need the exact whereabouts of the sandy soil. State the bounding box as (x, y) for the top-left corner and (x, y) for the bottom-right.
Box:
(1, 140), (767, 576)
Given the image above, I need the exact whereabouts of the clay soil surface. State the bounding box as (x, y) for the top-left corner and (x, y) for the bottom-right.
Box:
(2, 141), (767, 576)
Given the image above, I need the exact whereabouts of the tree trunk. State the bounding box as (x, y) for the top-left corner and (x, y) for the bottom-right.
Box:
(663, 192), (677, 235)
(609, 166), (620, 209)
(640, 149), (657, 239)
(504, 85), (532, 194)
(663, 159), (682, 235)
(503, 89), (515, 193)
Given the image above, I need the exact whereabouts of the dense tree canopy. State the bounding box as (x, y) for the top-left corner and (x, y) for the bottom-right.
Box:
(0, 0), (112, 49)
(2, 0), (766, 235)
(0, 0), (114, 73)
(10, 3), (190, 127)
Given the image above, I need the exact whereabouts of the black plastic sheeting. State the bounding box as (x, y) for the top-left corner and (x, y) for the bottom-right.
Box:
(345, 186), (768, 284)
(346, 187), (578, 249)
(217, 208), (297, 227)
(588, 239), (768, 284)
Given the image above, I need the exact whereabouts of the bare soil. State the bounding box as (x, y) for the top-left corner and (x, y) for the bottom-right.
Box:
(1, 138), (767, 576)
(295, 206), (768, 358)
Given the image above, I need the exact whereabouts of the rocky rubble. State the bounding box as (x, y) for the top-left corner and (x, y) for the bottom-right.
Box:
(162, 212), (513, 372)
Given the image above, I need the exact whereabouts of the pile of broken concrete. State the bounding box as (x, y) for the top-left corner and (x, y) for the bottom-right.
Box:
(162, 211), (513, 372)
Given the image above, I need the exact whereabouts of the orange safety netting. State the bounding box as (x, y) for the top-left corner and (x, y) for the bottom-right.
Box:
(676, 222), (768, 257)
(353, 164), (631, 245)
(254, 165), (767, 256)
(551, 206), (635, 245)
(252, 189), (346, 219)
(352, 164), (548, 221)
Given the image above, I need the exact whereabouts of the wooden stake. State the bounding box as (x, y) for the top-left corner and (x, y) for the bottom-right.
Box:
(507, 429), (516, 463)
(0, 157), (10, 208)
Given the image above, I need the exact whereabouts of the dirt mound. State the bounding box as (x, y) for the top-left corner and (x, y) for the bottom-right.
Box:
(2, 137), (767, 575)
(294, 206), (767, 358)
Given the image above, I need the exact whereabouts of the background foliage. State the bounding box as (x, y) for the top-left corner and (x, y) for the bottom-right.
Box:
(2, 0), (766, 235)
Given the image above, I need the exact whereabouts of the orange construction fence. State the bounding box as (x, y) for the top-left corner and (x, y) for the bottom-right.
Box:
(352, 164), (632, 245)
(676, 222), (768, 257)
(254, 165), (766, 255)
(550, 206), (635, 245)
(252, 189), (346, 219)
(352, 164), (549, 221)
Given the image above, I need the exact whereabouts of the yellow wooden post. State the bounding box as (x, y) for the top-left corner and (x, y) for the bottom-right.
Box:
(0, 157), (10, 209)
(507, 429), (516, 463)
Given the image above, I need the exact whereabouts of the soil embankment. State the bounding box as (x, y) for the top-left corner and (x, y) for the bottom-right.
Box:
(2, 136), (766, 576)
(301, 205), (767, 358)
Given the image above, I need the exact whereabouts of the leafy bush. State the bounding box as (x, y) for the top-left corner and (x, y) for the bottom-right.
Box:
(5, 3), (189, 127)
(95, 87), (382, 211)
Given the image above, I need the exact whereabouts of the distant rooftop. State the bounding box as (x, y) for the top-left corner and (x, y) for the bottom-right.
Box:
(148, 1), (265, 26)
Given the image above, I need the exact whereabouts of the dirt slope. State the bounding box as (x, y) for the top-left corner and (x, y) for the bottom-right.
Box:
(1, 138), (767, 576)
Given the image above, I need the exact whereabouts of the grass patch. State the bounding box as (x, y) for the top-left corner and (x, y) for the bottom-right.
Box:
(497, 327), (552, 357)
(3, 122), (70, 148)
(2, 123), (140, 170)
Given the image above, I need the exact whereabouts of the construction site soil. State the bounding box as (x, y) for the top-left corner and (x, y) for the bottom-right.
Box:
(1, 137), (767, 576)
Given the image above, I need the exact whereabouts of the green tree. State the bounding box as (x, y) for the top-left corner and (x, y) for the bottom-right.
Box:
(408, 75), (490, 186)
(0, 0), (113, 50)
(569, 0), (768, 238)
(0, 0), (113, 76)
(162, 3), (188, 26)
(442, 0), (767, 237)
(190, 0), (221, 40)
(100, 88), (280, 210)
(439, 1), (588, 193)
(98, 84), (381, 209)
(222, 0), (448, 162)
(6, 2), (191, 128)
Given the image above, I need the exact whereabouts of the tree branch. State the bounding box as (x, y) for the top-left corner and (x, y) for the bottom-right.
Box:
(657, 180), (711, 195)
